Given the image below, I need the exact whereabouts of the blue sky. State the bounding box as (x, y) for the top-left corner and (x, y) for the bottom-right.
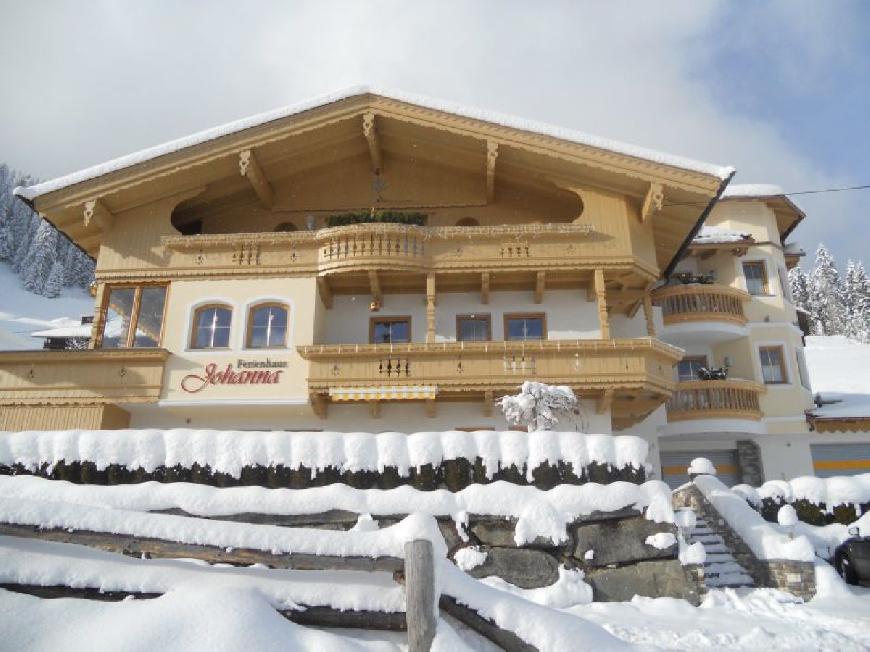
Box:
(0, 1), (867, 269)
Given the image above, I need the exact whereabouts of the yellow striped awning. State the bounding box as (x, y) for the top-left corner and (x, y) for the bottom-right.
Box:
(328, 386), (438, 401)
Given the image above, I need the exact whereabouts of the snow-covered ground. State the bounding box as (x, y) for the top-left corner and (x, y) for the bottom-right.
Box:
(0, 261), (93, 350)
(805, 335), (870, 418)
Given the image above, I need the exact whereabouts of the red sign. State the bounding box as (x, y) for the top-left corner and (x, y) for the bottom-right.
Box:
(181, 362), (284, 393)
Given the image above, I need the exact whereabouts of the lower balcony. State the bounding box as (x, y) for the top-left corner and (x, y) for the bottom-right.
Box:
(297, 338), (682, 428)
(665, 379), (765, 430)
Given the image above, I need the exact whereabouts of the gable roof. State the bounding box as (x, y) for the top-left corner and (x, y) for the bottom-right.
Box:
(14, 85), (733, 203)
(720, 183), (805, 241)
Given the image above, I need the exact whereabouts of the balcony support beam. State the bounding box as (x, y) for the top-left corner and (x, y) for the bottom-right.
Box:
(481, 272), (490, 304)
(311, 394), (328, 419)
(483, 390), (494, 417)
(426, 274), (437, 343)
(594, 269), (610, 339)
(485, 140), (498, 202)
(425, 398), (437, 418)
(369, 401), (381, 419)
(363, 112), (383, 174)
(83, 199), (114, 232)
(596, 389), (614, 415)
(238, 149), (274, 209)
(317, 276), (333, 309)
(642, 295), (656, 336)
(368, 271), (382, 308)
(534, 271), (546, 304)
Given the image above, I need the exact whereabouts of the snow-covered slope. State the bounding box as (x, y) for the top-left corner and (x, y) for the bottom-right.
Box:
(0, 261), (93, 350)
(805, 336), (870, 418)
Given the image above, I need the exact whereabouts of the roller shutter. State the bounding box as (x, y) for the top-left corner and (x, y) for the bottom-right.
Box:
(660, 449), (741, 489)
(810, 443), (870, 478)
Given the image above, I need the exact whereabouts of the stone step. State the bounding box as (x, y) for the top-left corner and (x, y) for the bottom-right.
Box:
(690, 528), (716, 536)
(705, 561), (749, 575)
(703, 552), (736, 564)
(689, 535), (725, 545)
(700, 543), (729, 554)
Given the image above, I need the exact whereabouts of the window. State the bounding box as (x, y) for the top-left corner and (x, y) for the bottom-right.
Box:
(99, 285), (167, 349)
(743, 261), (769, 296)
(370, 317), (411, 344)
(677, 356), (708, 382)
(246, 303), (288, 348)
(456, 314), (491, 341)
(759, 345), (788, 384)
(191, 305), (232, 349)
(504, 313), (546, 341)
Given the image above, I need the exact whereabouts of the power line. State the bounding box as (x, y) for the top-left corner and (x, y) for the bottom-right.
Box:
(664, 183), (870, 208)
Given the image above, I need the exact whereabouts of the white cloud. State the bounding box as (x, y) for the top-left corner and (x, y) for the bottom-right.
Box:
(0, 0), (864, 263)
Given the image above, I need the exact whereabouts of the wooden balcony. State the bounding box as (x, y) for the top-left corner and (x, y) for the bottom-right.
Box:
(652, 284), (749, 326)
(0, 349), (169, 406)
(297, 338), (683, 427)
(665, 379), (765, 422)
(159, 223), (657, 299)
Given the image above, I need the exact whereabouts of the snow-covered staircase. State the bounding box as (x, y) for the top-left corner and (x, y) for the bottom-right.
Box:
(687, 517), (755, 589)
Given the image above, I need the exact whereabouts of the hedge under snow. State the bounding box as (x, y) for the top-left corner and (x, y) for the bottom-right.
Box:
(0, 429), (649, 480)
(733, 473), (870, 510)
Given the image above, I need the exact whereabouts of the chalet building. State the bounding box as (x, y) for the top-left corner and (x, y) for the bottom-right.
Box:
(0, 87), (834, 484)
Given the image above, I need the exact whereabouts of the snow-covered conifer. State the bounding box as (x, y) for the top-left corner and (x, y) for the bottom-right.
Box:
(43, 259), (65, 298)
(808, 244), (844, 336)
(788, 266), (809, 312)
(21, 220), (57, 294)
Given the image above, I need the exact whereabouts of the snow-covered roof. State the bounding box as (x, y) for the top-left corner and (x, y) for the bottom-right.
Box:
(692, 225), (752, 245)
(29, 324), (92, 339)
(721, 183), (785, 199)
(14, 85), (734, 202)
(806, 336), (870, 419)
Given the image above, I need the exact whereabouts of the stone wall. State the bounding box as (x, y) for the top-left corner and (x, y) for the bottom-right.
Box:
(673, 483), (816, 600)
(735, 439), (764, 486)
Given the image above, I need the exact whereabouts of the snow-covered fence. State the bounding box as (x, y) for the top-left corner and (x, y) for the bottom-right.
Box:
(733, 473), (870, 526)
(0, 429), (649, 490)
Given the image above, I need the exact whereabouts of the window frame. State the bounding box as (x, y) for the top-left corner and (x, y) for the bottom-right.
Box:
(245, 302), (289, 349)
(759, 345), (789, 385)
(503, 312), (547, 341)
(96, 283), (169, 349)
(742, 260), (770, 296)
(456, 313), (492, 342)
(369, 316), (413, 344)
(676, 355), (709, 382)
(189, 303), (233, 350)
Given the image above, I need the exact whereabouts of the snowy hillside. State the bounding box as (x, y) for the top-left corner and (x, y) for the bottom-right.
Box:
(805, 335), (870, 417)
(0, 260), (94, 350)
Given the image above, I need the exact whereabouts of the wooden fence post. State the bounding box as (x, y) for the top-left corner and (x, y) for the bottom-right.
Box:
(404, 539), (436, 652)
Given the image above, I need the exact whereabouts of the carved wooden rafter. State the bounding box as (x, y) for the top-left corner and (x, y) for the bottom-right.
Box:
(486, 140), (498, 202)
(238, 149), (274, 209)
(362, 112), (383, 174)
(642, 294), (656, 336)
(534, 270), (546, 304)
(83, 199), (114, 232)
(640, 182), (664, 223)
(317, 276), (333, 309)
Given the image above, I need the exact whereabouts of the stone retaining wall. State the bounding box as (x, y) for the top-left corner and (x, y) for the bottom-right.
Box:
(673, 484), (816, 600)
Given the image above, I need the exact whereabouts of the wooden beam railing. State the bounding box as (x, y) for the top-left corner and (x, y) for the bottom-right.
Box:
(666, 379), (765, 422)
(652, 284), (750, 326)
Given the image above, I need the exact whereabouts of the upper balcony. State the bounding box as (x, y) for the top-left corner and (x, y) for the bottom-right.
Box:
(651, 283), (750, 344)
(297, 337), (682, 429)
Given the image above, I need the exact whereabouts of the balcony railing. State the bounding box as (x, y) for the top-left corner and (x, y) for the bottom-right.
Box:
(0, 349), (169, 405)
(297, 338), (682, 418)
(666, 379), (765, 422)
(652, 284), (749, 326)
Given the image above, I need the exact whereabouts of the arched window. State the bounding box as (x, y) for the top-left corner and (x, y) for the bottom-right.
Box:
(274, 222), (297, 232)
(247, 303), (288, 348)
(190, 305), (232, 349)
(456, 217), (479, 227)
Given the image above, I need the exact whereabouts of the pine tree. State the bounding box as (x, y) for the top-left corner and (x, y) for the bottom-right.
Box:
(788, 266), (810, 312)
(843, 261), (870, 342)
(808, 244), (845, 336)
(21, 220), (57, 294)
(43, 259), (65, 298)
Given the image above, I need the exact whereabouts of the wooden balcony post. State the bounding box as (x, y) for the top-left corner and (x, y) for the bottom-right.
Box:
(594, 269), (610, 339)
(642, 295), (656, 336)
(426, 274), (436, 343)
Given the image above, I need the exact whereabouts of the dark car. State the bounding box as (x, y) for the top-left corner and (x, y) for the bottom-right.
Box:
(834, 526), (870, 586)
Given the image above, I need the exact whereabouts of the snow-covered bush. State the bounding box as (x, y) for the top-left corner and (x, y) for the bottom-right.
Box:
(498, 381), (584, 432)
(687, 457), (716, 477)
(778, 504), (798, 528)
